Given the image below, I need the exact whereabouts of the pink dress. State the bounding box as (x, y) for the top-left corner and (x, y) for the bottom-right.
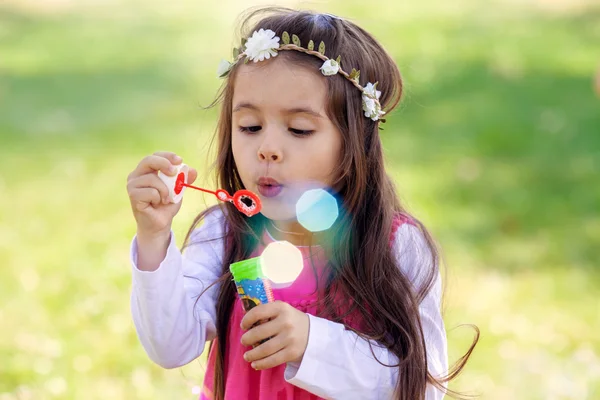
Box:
(201, 215), (412, 400)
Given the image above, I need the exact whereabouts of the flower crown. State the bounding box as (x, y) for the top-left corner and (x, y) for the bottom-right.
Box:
(217, 29), (385, 122)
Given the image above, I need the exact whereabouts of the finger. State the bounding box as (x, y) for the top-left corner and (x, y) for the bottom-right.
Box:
(131, 155), (177, 179)
(240, 318), (281, 347)
(153, 151), (183, 166)
(243, 334), (285, 364)
(241, 301), (284, 331)
(128, 173), (171, 201)
(250, 347), (291, 371)
(129, 187), (162, 210)
(187, 168), (198, 185)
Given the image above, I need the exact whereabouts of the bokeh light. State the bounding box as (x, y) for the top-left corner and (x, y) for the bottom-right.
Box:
(260, 241), (303, 287)
(295, 188), (339, 232)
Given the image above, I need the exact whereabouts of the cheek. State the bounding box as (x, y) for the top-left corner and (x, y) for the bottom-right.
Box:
(301, 139), (341, 181)
(231, 133), (248, 164)
(320, 132), (342, 168)
(231, 136), (242, 171)
(231, 134), (254, 182)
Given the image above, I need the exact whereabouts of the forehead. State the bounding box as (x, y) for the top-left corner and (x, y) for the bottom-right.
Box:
(232, 57), (328, 112)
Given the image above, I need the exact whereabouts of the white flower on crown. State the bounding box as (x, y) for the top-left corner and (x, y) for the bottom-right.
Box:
(217, 59), (232, 78)
(362, 82), (386, 121)
(320, 59), (340, 76)
(244, 29), (280, 62)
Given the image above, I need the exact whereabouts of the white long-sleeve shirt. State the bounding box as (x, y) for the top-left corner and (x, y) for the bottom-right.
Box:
(130, 210), (448, 399)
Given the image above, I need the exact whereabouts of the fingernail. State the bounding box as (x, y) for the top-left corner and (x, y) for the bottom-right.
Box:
(251, 362), (256, 369)
(243, 353), (248, 361)
(174, 156), (182, 162)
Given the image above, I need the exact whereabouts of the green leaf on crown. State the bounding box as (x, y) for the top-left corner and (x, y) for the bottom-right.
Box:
(282, 31), (290, 45)
(318, 41), (326, 55)
(292, 34), (301, 47)
(308, 40), (314, 51)
(349, 68), (361, 83)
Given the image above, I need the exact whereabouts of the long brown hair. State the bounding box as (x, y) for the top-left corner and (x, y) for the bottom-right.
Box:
(184, 7), (478, 400)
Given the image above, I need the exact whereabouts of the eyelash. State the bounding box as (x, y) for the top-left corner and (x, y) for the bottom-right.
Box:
(238, 126), (315, 136)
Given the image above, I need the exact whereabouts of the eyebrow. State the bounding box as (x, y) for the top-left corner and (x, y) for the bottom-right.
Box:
(232, 102), (324, 119)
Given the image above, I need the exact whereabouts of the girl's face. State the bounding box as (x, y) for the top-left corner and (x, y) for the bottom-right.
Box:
(231, 57), (343, 221)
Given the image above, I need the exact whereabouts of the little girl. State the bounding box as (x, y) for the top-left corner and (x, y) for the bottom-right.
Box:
(126, 7), (476, 400)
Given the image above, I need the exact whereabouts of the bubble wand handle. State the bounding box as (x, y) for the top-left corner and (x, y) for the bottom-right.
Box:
(179, 182), (217, 197)
(159, 163), (262, 217)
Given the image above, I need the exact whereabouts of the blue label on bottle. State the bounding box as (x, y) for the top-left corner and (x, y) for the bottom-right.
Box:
(235, 278), (270, 311)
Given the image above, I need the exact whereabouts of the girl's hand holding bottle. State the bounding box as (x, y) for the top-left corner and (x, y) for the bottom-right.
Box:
(240, 301), (310, 370)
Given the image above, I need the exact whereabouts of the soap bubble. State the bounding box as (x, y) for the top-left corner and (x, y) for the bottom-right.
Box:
(296, 188), (339, 232)
(261, 241), (303, 287)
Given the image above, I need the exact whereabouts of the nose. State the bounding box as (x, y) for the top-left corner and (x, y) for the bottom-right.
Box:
(258, 150), (280, 162)
(257, 134), (283, 162)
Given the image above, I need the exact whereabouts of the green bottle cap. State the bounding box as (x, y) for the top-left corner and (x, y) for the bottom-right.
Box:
(230, 256), (264, 282)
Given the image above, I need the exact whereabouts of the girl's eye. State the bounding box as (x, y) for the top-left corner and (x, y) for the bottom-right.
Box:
(239, 126), (262, 133)
(290, 128), (315, 136)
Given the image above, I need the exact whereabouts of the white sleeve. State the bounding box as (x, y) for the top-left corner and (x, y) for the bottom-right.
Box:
(129, 209), (225, 369)
(284, 223), (448, 399)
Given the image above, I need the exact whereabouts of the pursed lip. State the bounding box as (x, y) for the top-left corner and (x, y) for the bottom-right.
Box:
(256, 176), (283, 198)
(257, 177), (282, 187)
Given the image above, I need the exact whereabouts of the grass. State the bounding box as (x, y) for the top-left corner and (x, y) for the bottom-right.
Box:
(1, 0), (599, 398)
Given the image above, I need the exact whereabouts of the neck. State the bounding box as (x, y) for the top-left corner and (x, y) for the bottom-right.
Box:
(267, 219), (316, 247)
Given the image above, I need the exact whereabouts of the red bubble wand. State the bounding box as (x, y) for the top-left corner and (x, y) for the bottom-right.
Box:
(159, 165), (262, 217)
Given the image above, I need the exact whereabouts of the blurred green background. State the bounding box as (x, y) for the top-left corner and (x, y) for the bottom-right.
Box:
(1, 0), (599, 398)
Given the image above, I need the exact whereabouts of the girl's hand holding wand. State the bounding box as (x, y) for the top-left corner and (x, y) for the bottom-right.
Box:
(127, 151), (198, 238)
(126, 151), (198, 271)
